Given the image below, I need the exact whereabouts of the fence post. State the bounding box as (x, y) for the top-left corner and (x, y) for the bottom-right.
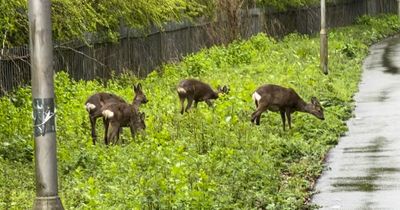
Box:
(28, 0), (64, 209)
(320, 0), (328, 75)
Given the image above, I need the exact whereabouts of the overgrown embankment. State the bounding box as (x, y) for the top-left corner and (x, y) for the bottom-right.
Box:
(0, 14), (399, 209)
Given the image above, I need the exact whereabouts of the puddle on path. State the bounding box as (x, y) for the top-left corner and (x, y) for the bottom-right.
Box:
(343, 136), (387, 153)
(383, 38), (400, 74)
(378, 89), (390, 102)
(331, 167), (400, 192)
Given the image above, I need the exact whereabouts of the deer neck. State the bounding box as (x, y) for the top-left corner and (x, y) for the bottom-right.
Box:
(132, 99), (141, 107)
(211, 91), (220, 99)
(296, 99), (310, 113)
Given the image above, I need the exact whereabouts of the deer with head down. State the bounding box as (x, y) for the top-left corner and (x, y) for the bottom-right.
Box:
(177, 79), (229, 114)
(101, 102), (146, 145)
(85, 83), (147, 145)
(251, 84), (324, 130)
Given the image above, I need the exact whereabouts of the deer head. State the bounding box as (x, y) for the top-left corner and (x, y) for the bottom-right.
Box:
(306, 97), (325, 120)
(217, 85), (230, 95)
(133, 83), (148, 105)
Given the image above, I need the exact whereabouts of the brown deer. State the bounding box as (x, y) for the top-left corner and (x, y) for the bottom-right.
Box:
(177, 79), (229, 114)
(102, 103), (146, 145)
(251, 84), (324, 130)
(85, 83), (147, 145)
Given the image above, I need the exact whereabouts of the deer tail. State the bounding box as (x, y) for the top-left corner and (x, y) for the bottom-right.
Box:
(102, 109), (114, 119)
(85, 103), (96, 112)
(177, 87), (187, 94)
(252, 92), (261, 104)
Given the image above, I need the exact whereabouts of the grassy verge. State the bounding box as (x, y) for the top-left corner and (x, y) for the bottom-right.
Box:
(1, 14), (399, 209)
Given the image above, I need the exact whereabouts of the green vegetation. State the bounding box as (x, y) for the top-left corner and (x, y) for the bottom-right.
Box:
(256, 0), (318, 10)
(0, 15), (399, 209)
(0, 0), (208, 47)
(255, 0), (354, 11)
(1, 0), (358, 48)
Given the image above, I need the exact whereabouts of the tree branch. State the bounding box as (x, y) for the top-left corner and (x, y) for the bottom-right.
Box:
(55, 45), (106, 67)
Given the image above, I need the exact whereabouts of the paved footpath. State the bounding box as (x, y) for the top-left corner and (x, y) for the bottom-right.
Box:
(311, 35), (400, 209)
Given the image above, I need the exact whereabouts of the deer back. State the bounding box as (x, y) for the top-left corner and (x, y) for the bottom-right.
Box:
(85, 92), (126, 113)
(253, 84), (303, 110)
(177, 79), (228, 100)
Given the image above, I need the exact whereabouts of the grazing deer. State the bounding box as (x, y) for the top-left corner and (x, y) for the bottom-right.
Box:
(251, 84), (324, 130)
(102, 103), (146, 145)
(177, 79), (229, 114)
(85, 83), (147, 145)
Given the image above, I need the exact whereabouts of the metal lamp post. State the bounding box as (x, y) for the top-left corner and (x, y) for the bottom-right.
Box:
(398, 0), (400, 18)
(28, 0), (64, 209)
(320, 0), (328, 75)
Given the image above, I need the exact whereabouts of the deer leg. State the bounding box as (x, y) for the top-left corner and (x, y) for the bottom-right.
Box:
(194, 100), (199, 108)
(115, 127), (122, 145)
(256, 113), (262, 125)
(180, 98), (185, 114)
(251, 111), (258, 124)
(185, 96), (194, 112)
(130, 125), (135, 137)
(256, 109), (267, 125)
(251, 105), (268, 125)
(286, 111), (292, 129)
(103, 117), (109, 145)
(90, 116), (97, 145)
(119, 127), (124, 144)
(105, 122), (112, 146)
(114, 127), (122, 145)
(280, 111), (286, 131)
(107, 122), (120, 145)
(205, 99), (213, 107)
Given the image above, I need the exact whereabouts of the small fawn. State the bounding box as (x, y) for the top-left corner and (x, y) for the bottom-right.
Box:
(251, 84), (324, 130)
(85, 83), (147, 145)
(102, 103), (146, 145)
(177, 79), (229, 114)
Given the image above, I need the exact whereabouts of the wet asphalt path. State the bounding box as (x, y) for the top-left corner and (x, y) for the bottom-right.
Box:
(311, 35), (400, 209)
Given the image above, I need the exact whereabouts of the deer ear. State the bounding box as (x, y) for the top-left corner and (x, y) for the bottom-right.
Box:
(222, 85), (229, 93)
(311, 97), (319, 105)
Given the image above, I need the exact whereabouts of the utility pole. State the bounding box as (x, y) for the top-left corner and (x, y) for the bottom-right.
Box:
(398, 0), (400, 18)
(28, 0), (64, 209)
(320, 0), (328, 75)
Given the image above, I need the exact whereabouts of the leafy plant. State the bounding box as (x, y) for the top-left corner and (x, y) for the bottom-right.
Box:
(0, 0), (209, 47)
